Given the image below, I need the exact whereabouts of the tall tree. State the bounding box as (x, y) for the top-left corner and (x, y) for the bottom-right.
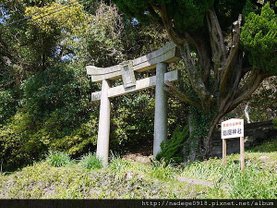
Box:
(113, 0), (277, 160)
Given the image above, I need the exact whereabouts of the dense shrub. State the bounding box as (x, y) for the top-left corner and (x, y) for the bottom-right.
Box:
(20, 63), (97, 155)
(21, 64), (91, 128)
(156, 126), (189, 164)
(110, 93), (155, 151)
(241, 3), (277, 75)
(0, 64), (98, 171)
(0, 90), (17, 124)
(0, 113), (47, 171)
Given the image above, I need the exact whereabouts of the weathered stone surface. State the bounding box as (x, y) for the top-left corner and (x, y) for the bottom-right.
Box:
(120, 61), (136, 89)
(87, 43), (181, 166)
(96, 80), (111, 166)
(153, 63), (168, 157)
(90, 70), (178, 101)
(86, 42), (180, 82)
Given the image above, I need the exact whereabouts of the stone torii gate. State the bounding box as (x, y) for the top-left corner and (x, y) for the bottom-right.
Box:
(86, 42), (180, 166)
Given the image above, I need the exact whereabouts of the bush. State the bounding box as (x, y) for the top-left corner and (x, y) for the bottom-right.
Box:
(110, 93), (155, 151)
(0, 113), (47, 171)
(46, 151), (71, 167)
(241, 3), (277, 75)
(21, 64), (91, 128)
(0, 63), (99, 171)
(156, 126), (189, 164)
(0, 90), (17, 124)
(79, 153), (102, 170)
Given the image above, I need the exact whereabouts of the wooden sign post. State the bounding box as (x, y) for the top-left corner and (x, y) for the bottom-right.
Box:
(86, 43), (180, 166)
(221, 118), (245, 171)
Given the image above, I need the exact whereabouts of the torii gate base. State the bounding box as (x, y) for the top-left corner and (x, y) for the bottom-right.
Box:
(86, 43), (179, 166)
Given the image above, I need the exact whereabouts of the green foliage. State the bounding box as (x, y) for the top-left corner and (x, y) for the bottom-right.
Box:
(0, 90), (17, 124)
(110, 93), (155, 150)
(273, 117), (277, 129)
(157, 126), (189, 164)
(49, 115), (98, 156)
(150, 160), (174, 181)
(20, 63), (96, 155)
(25, 0), (89, 34)
(241, 3), (277, 75)
(0, 113), (47, 171)
(1, 142), (276, 199)
(109, 156), (132, 173)
(0, 63), (97, 171)
(251, 138), (277, 152)
(170, 0), (214, 33)
(23, 0), (90, 67)
(181, 141), (277, 199)
(114, 0), (214, 33)
(79, 153), (102, 170)
(84, 2), (169, 66)
(85, 2), (125, 66)
(229, 164), (276, 198)
(46, 151), (71, 167)
(22, 64), (90, 124)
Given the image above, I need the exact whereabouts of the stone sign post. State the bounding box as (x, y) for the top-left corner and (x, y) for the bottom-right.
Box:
(86, 43), (180, 166)
(221, 118), (245, 171)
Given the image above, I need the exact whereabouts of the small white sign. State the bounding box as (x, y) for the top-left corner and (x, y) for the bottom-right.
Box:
(221, 118), (244, 139)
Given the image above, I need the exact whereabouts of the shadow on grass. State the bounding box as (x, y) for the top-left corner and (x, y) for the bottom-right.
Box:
(247, 138), (277, 153)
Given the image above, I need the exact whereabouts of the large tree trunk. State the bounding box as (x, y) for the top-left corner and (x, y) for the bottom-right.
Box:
(158, 6), (269, 162)
(182, 106), (221, 162)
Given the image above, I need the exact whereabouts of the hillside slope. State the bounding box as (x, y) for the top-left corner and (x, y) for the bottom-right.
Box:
(0, 139), (276, 199)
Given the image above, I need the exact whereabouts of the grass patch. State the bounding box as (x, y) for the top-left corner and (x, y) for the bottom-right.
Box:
(46, 151), (71, 167)
(150, 160), (175, 181)
(79, 153), (102, 170)
(250, 139), (277, 152)
(0, 138), (276, 199)
(180, 138), (277, 199)
(109, 156), (132, 173)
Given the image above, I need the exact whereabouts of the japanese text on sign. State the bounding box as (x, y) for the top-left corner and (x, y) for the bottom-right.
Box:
(221, 119), (244, 139)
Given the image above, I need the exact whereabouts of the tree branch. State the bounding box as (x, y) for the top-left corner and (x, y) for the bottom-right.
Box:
(219, 14), (242, 96)
(218, 52), (243, 112)
(178, 42), (212, 108)
(206, 8), (227, 74)
(230, 70), (266, 111)
(164, 81), (201, 108)
(151, 3), (185, 45)
(185, 33), (211, 84)
(0, 80), (15, 89)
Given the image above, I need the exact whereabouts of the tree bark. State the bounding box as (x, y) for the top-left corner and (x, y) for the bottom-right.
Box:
(148, 3), (271, 162)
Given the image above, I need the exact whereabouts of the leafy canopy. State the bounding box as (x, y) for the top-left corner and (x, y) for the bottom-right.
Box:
(241, 3), (277, 75)
(113, 0), (214, 32)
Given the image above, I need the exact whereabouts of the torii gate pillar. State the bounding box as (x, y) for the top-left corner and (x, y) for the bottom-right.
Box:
(153, 62), (168, 156)
(96, 79), (111, 166)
